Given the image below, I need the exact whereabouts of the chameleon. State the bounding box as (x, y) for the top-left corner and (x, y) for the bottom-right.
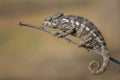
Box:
(41, 12), (110, 75)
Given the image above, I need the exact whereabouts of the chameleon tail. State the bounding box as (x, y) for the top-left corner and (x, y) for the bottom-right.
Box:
(88, 45), (110, 75)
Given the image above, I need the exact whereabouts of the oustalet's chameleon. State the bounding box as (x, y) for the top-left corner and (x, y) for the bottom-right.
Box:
(42, 12), (110, 75)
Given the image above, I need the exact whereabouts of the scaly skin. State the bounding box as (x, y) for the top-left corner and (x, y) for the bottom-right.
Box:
(42, 12), (110, 75)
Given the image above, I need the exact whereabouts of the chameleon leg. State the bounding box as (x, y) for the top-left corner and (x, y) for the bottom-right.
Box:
(55, 28), (74, 38)
(78, 29), (99, 48)
(77, 32), (94, 47)
(77, 41), (87, 47)
(77, 39), (92, 48)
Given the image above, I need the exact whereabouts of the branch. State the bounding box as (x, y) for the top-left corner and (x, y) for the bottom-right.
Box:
(19, 22), (120, 65)
(19, 22), (78, 46)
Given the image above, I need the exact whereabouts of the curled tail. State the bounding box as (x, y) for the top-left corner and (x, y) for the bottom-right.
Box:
(88, 45), (110, 75)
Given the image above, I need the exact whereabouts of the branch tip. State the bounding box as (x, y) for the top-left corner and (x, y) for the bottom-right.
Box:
(19, 22), (23, 26)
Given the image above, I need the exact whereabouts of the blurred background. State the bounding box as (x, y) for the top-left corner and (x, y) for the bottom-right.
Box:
(0, 0), (120, 80)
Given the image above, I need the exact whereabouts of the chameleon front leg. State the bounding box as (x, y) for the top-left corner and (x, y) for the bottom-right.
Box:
(54, 28), (74, 38)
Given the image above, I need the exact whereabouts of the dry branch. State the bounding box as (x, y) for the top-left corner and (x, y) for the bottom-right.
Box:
(19, 22), (120, 65)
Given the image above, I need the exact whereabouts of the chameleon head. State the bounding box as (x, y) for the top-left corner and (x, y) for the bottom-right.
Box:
(42, 12), (64, 28)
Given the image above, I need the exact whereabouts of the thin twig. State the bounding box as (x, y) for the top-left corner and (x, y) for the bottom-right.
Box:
(19, 22), (78, 45)
(19, 22), (120, 65)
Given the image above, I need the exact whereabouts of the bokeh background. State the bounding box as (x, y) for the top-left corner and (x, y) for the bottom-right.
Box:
(0, 0), (120, 80)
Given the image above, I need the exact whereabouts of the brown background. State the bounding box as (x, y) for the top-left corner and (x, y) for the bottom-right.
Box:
(0, 0), (120, 80)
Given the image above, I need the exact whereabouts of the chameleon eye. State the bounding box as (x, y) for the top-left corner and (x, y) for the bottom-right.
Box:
(52, 12), (64, 19)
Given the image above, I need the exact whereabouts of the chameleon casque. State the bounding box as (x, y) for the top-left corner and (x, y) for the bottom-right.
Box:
(42, 12), (110, 75)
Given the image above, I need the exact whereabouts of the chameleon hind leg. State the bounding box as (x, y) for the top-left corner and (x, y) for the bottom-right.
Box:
(77, 31), (95, 48)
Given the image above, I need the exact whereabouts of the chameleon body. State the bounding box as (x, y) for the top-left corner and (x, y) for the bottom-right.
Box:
(42, 12), (110, 75)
